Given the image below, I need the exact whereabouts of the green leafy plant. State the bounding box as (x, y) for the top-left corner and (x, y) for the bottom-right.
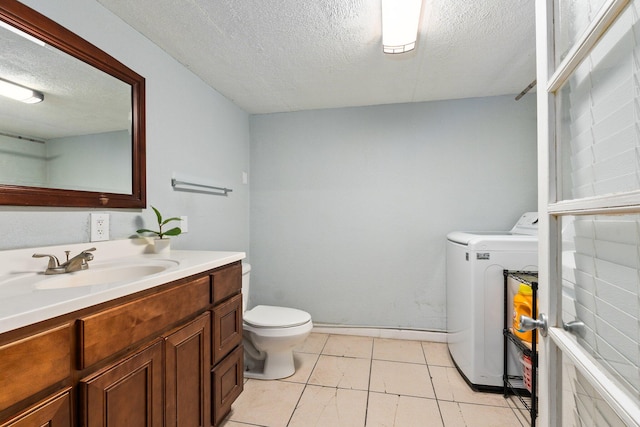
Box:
(136, 206), (182, 239)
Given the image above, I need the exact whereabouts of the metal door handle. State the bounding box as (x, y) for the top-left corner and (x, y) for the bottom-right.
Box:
(563, 320), (586, 338)
(519, 314), (548, 337)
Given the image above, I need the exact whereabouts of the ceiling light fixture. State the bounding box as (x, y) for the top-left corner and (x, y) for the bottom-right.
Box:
(0, 78), (44, 104)
(0, 21), (46, 47)
(381, 0), (423, 54)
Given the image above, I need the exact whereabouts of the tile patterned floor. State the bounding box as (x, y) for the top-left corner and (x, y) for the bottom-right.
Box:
(220, 333), (532, 427)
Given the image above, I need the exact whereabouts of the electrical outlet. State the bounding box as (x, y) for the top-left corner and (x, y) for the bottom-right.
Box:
(91, 213), (110, 242)
(180, 216), (188, 233)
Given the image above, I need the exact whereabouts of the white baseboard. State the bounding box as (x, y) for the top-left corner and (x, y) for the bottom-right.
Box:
(311, 324), (446, 343)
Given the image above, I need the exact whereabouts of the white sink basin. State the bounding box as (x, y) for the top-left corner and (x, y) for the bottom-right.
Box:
(0, 259), (180, 293)
(35, 260), (180, 290)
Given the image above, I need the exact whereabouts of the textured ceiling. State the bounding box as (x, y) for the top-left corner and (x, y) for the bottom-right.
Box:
(97, 0), (536, 114)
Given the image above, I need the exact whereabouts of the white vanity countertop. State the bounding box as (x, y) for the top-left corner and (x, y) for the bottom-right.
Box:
(0, 239), (245, 334)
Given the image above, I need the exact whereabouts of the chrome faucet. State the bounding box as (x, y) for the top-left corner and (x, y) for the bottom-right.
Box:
(33, 247), (96, 275)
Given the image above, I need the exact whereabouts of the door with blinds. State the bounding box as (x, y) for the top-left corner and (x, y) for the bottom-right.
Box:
(537, 0), (640, 425)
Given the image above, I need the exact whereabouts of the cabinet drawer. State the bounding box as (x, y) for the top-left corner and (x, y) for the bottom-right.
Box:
(0, 324), (71, 411)
(78, 276), (210, 369)
(211, 262), (241, 304)
(212, 293), (242, 365)
(212, 345), (243, 427)
(0, 388), (72, 427)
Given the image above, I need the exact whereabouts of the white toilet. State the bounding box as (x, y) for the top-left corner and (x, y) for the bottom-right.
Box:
(242, 263), (313, 380)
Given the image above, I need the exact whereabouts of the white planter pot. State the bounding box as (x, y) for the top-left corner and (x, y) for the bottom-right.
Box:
(153, 238), (171, 254)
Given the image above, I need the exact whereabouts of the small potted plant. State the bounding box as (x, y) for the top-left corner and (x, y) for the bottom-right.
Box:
(137, 206), (182, 253)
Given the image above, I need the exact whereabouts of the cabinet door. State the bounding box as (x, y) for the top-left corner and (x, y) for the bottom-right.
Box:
(0, 388), (71, 427)
(81, 340), (163, 427)
(165, 313), (211, 427)
(212, 293), (242, 365)
(212, 345), (243, 426)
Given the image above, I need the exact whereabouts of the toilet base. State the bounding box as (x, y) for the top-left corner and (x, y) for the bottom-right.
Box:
(244, 348), (296, 380)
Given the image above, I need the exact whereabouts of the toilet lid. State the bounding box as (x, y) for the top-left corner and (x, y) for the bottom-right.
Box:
(244, 305), (311, 328)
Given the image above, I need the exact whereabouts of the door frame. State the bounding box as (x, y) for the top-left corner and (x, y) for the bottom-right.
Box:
(536, 1), (559, 424)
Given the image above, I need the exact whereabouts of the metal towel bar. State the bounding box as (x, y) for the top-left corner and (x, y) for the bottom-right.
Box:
(171, 177), (233, 195)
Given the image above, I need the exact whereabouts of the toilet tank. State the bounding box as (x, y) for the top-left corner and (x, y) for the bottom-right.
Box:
(241, 263), (251, 311)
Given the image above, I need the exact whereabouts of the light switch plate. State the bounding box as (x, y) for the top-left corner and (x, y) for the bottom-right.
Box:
(180, 216), (188, 233)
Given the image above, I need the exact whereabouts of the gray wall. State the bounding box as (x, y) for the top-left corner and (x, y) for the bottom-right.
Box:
(249, 95), (537, 331)
(48, 131), (131, 193)
(0, 0), (250, 253)
(0, 134), (46, 187)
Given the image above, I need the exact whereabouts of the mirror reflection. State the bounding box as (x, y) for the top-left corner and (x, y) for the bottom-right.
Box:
(0, 21), (133, 194)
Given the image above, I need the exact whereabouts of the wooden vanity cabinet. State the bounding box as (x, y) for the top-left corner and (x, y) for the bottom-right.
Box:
(0, 260), (244, 427)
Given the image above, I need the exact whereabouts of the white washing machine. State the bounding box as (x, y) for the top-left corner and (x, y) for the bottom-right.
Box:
(446, 212), (538, 391)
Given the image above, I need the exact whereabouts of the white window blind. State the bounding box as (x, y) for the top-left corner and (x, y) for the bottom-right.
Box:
(562, 353), (628, 426)
(562, 215), (640, 399)
(560, 1), (640, 200)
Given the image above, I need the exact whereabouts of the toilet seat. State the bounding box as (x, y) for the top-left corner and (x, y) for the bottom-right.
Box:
(244, 305), (311, 328)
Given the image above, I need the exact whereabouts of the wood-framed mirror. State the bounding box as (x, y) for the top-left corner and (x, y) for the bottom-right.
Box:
(0, 0), (146, 208)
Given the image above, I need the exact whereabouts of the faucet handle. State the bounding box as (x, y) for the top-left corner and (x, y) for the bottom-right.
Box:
(32, 253), (61, 269)
(82, 247), (96, 261)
